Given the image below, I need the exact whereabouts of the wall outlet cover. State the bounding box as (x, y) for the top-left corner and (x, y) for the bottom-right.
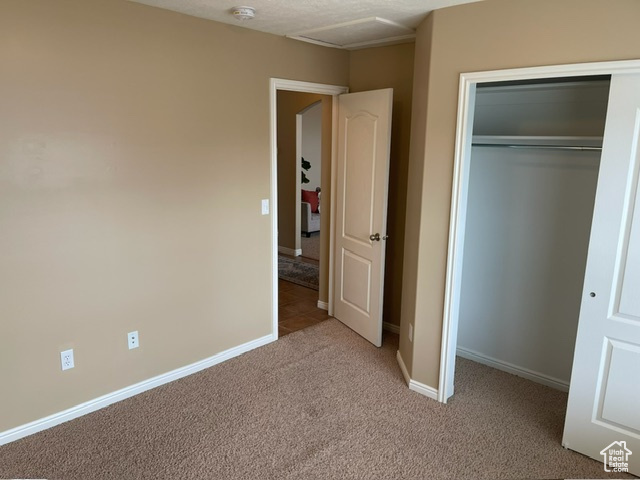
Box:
(60, 349), (75, 371)
(128, 331), (139, 350)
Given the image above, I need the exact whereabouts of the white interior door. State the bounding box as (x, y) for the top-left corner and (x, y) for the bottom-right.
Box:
(333, 89), (392, 347)
(563, 73), (640, 476)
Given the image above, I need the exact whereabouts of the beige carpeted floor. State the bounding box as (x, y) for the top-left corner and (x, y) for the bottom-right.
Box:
(300, 232), (320, 261)
(0, 320), (633, 480)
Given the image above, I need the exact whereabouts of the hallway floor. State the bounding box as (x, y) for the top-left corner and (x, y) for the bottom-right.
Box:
(278, 279), (331, 337)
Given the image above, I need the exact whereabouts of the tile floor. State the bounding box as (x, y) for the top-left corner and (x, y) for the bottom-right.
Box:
(278, 279), (332, 337)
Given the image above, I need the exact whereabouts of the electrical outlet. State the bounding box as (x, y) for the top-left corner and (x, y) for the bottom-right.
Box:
(408, 324), (413, 342)
(128, 331), (139, 350)
(60, 349), (74, 371)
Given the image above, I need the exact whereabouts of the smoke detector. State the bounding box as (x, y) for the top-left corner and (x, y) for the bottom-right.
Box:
(232, 6), (256, 20)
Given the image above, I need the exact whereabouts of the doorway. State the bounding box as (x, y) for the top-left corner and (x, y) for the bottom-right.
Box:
(440, 60), (640, 400)
(454, 75), (609, 391)
(439, 60), (640, 474)
(270, 80), (394, 347)
(298, 101), (322, 263)
(276, 92), (330, 336)
(269, 79), (348, 337)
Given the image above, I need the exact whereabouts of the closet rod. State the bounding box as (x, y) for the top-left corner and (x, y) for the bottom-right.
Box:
(472, 143), (602, 151)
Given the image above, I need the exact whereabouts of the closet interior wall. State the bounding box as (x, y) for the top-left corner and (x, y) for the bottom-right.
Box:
(456, 78), (611, 389)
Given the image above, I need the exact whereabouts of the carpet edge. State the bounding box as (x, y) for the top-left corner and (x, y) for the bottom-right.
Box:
(0, 333), (275, 446)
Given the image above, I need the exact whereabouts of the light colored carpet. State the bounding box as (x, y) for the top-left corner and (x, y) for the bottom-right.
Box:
(300, 232), (320, 261)
(0, 320), (632, 480)
(278, 255), (318, 290)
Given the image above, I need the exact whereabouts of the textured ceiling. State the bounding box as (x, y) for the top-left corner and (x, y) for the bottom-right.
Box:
(128, 0), (484, 49)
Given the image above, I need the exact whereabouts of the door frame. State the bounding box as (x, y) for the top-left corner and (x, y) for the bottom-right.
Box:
(295, 100), (323, 253)
(439, 58), (640, 403)
(269, 79), (349, 338)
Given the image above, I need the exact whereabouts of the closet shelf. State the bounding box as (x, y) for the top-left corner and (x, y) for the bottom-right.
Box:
(472, 135), (603, 150)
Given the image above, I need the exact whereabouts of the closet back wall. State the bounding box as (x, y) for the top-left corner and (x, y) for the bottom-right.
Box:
(458, 148), (601, 386)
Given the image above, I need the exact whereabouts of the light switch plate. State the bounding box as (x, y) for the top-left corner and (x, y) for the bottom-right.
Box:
(261, 199), (269, 215)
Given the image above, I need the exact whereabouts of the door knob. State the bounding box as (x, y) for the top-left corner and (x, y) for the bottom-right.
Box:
(369, 233), (389, 242)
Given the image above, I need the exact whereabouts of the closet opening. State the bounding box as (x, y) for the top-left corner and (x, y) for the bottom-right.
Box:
(451, 75), (611, 399)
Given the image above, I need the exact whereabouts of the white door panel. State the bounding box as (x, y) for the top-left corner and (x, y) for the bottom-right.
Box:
(343, 112), (377, 243)
(618, 174), (640, 317)
(334, 89), (392, 347)
(563, 73), (640, 476)
(341, 250), (372, 314)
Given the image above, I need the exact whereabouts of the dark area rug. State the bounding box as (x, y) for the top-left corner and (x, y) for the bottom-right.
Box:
(278, 255), (318, 290)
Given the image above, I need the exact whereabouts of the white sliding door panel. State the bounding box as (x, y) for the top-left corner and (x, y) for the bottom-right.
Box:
(334, 89), (392, 347)
(599, 340), (640, 432)
(563, 74), (640, 476)
(617, 169), (640, 319)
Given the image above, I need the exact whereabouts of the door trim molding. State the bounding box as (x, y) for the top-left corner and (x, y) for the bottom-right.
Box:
(440, 59), (640, 404)
(269, 79), (348, 339)
(295, 113), (303, 252)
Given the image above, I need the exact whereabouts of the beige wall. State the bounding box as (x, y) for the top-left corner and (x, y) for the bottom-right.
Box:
(349, 43), (415, 327)
(401, 0), (640, 388)
(276, 92), (332, 303)
(398, 16), (434, 374)
(0, 0), (348, 432)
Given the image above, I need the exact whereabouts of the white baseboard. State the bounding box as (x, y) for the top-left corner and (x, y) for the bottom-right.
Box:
(396, 350), (411, 384)
(317, 300), (328, 310)
(383, 322), (400, 334)
(396, 351), (439, 401)
(456, 346), (569, 392)
(278, 246), (302, 257)
(0, 333), (276, 446)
